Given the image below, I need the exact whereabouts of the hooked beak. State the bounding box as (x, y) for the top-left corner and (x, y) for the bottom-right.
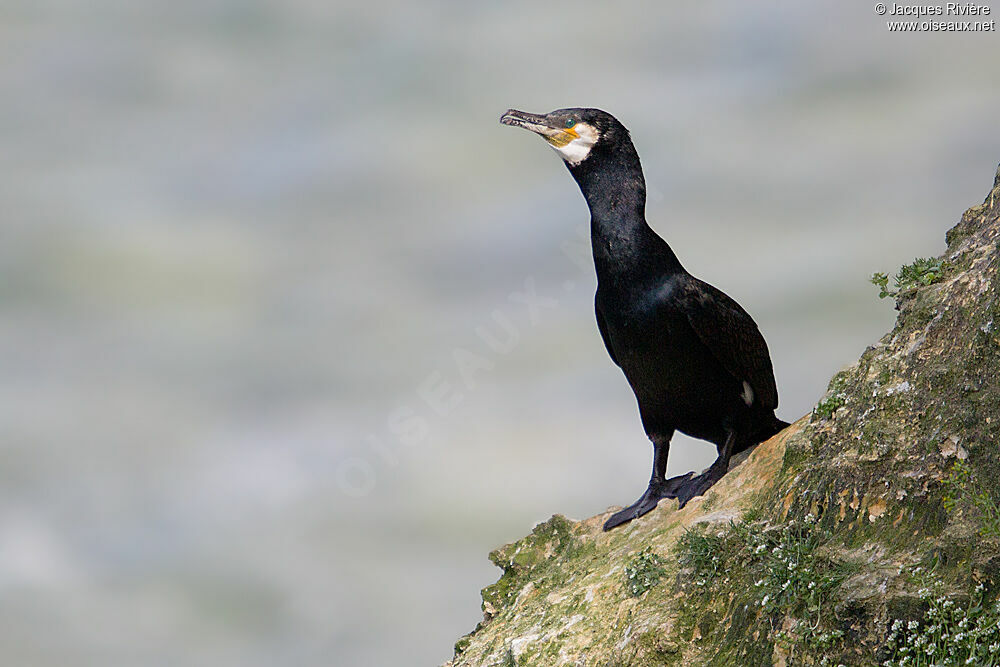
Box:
(500, 109), (552, 134)
(500, 108), (579, 147)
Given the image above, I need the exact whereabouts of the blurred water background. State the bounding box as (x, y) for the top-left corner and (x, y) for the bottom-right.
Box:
(2, 1), (999, 665)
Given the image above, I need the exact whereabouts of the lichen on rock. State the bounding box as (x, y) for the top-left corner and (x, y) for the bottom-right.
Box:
(445, 164), (1000, 667)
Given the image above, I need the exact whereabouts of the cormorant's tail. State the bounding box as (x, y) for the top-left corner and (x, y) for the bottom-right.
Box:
(770, 415), (792, 434)
(760, 415), (791, 441)
(735, 414), (791, 454)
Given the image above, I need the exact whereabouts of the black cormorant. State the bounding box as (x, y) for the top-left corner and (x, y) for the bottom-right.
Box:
(500, 107), (789, 530)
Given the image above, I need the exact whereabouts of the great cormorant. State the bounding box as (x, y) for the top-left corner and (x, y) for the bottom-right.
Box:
(500, 107), (789, 530)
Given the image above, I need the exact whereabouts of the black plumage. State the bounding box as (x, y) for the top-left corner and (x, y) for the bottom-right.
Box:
(501, 107), (789, 530)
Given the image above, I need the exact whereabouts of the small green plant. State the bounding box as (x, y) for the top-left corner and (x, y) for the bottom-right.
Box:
(872, 271), (894, 299)
(897, 257), (948, 290)
(943, 460), (1000, 539)
(738, 515), (848, 626)
(677, 514), (853, 657)
(624, 548), (668, 597)
(883, 579), (1000, 666)
(813, 394), (846, 419)
(871, 258), (948, 299)
(813, 372), (851, 420)
(676, 529), (726, 583)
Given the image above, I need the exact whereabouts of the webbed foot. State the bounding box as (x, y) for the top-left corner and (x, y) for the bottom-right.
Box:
(602, 472), (693, 531)
(675, 465), (727, 509)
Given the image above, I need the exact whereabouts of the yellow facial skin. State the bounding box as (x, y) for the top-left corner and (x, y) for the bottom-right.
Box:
(544, 125), (580, 148)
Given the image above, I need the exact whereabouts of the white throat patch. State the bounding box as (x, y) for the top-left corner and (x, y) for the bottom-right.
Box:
(550, 123), (598, 166)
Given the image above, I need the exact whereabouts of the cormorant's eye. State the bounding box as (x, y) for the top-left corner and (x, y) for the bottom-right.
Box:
(564, 118), (576, 128)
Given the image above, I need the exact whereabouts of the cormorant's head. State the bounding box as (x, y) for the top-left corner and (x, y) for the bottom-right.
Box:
(500, 107), (631, 168)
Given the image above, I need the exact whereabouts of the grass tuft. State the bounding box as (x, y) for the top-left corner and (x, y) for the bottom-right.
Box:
(943, 460), (1000, 540)
(676, 514), (855, 659)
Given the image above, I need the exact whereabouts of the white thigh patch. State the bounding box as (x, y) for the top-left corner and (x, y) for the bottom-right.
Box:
(742, 381), (754, 406)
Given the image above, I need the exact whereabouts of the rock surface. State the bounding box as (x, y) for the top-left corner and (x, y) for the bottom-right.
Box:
(445, 165), (1000, 666)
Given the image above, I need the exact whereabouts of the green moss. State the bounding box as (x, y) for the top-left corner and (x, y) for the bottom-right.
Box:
(780, 434), (816, 473)
(946, 200), (988, 247)
(630, 630), (676, 666)
(482, 514), (582, 612)
(829, 370), (852, 393)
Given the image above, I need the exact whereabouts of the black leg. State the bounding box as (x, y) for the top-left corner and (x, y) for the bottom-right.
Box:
(651, 433), (668, 482)
(676, 428), (737, 509)
(603, 431), (692, 531)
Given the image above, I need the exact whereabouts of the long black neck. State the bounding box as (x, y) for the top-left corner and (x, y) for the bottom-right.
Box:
(568, 143), (684, 280)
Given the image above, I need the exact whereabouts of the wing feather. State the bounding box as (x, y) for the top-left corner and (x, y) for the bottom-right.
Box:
(681, 280), (779, 410)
